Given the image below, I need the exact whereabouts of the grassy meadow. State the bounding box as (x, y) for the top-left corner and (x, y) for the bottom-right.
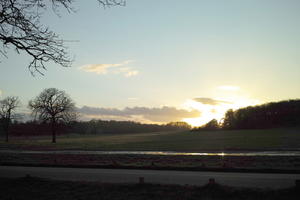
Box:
(1, 128), (300, 151)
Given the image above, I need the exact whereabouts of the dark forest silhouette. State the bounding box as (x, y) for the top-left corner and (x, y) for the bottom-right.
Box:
(222, 99), (300, 129)
(193, 99), (300, 131)
(6, 120), (191, 137)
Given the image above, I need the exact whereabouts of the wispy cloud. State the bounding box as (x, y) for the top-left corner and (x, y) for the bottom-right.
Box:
(79, 60), (138, 77)
(77, 106), (200, 124)
(193, 97), (231, 105)
(217, 85), (240, 91)
(127, 97), (139, 101)
(114, 67), (139, 77)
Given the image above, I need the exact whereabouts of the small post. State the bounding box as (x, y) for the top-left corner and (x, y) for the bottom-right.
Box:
(139, 177), (145, 184)
(209, 178), (215, 185)
(296, 180), (300, 188)
(151, 161), (155, 166)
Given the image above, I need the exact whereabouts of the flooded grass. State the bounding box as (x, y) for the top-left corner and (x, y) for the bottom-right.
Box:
(1, 152), (300, 172)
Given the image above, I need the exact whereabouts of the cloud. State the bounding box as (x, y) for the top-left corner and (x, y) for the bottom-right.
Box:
(217, 85), (240, 91)
(127, 97), (139, 101)
(79, 60), (138, 77)
(114, 67), (139, 77)
(124, 70), (139, 77)
(79, 64), (121, 74)
(0, 89), (2, 96)
(193, 98), (231, 105)
(77, 106), (201, 123)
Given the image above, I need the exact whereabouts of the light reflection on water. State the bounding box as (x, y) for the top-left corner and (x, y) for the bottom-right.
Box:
(1, 150), (300, 156)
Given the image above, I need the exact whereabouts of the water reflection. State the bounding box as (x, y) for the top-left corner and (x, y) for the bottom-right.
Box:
(1, 150), (300, 156)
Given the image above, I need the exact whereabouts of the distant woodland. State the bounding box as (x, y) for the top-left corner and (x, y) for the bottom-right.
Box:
(3, 120), (191, 136)
(194, 99), (300, 131)
(222, 99), (300, 129)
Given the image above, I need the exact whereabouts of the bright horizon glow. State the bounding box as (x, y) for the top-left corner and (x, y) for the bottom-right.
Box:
(182, 96), (261, 127)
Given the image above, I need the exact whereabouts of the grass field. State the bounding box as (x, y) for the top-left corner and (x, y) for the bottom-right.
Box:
(1, 129), (300, 172)
(1, 177), (299, 200)
(1, 128), (300, 151)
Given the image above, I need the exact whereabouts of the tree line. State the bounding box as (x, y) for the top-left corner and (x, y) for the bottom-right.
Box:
(69, 120), (191, 135)
(193, 99), (300, 131)
(8, 120), (191, 137)
(0, 88), (191, 143)
(222, 99), (300, 129)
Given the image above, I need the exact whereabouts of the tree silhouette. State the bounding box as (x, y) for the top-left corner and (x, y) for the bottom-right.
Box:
(0, 96), (20, 142)
(166, 121), (192, 130)
(0, 0), (125, 74)
(222, 99), (300, 129)
(222, 109), (235, 129)
(191, 119), (220, 131)
(29, 88), (76, 143)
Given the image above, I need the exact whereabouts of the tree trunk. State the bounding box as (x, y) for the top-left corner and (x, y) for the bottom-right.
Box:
(4, 119), (9, 142)
(51, 120), (56, 143)
(5, 129), (8, 142)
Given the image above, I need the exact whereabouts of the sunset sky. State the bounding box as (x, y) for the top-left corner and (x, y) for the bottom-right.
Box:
(1, 0), (300, 126)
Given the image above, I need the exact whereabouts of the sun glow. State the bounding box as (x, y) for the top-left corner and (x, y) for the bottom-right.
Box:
(182, 97), (260, 127)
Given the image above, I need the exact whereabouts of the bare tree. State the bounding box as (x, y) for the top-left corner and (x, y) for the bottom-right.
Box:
(0, 96), (20, 142)
(29, 88), (76, 143)
(0, 0), (125, 75)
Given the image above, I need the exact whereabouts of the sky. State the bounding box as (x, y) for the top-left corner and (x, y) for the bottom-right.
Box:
(1, 0), (300, 126)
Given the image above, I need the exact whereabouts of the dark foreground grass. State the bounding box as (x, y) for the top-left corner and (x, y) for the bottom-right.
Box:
(1, 128), (300, 151)
(0, 176), (299, 200)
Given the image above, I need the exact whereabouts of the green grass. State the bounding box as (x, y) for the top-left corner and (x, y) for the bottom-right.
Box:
(1, 128), (300, 151)
(0, 177), (299, 200)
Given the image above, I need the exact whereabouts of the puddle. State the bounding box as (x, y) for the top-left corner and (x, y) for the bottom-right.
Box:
(1, 150), (300, 156)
